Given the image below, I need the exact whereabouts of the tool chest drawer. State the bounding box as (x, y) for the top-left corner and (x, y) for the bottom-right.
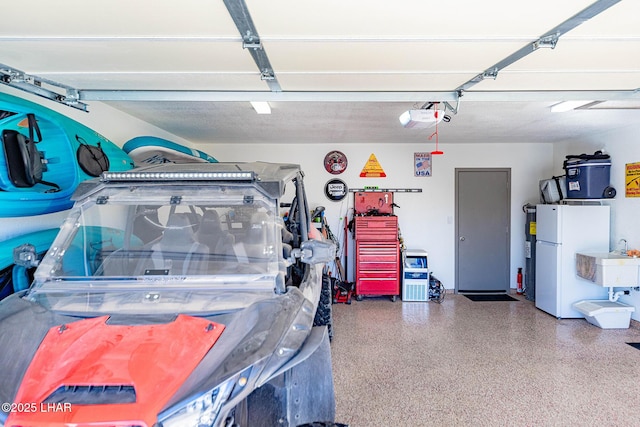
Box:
(356, 242), (398, 265)
(357, 277), (399, 295)
(354, 216), (398, 241)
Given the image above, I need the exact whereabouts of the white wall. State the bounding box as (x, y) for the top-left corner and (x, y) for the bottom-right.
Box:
(0, 86), (557, 295)
(0, 86), (191, 146)
(554, 120), (640, 321)
(207, 142), (553, 291)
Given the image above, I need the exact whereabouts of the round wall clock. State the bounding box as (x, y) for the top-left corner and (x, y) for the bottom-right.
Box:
(324, 150), (348, 175)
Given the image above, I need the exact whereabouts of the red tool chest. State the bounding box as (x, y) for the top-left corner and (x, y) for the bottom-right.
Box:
(354, 216), (400, 301)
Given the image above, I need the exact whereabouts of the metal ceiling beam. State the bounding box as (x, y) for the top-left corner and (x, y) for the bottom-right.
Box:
(81, 90), (458, 102)
(223, 0), (281, 92)
(79, 89), (640, 103)
(0, 63), (88, 111)
(456, 0), (623, 93)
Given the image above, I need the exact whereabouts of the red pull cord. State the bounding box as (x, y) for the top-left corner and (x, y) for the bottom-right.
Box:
(429, 110), (444, 155)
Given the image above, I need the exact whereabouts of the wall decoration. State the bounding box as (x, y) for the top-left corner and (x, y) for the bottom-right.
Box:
(414, 152), (432, 177)
(359, 153), (386, 178)
(324, 150), (348, 174)
(625, 162), (640, 197)
(324, 178), (348, 201)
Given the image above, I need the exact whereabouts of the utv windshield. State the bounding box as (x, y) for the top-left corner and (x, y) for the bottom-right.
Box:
(27, 183), (286, 315)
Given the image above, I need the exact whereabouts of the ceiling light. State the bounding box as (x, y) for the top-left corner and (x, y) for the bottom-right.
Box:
(399, 109), (443, 129)
(250, 101), (271, 114)
(550, 100), (595, 113)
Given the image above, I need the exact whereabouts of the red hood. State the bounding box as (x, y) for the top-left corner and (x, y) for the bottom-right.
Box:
(7, 314), (224, 427)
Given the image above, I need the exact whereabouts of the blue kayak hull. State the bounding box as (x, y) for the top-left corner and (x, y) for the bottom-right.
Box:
(0, 92), (133, 217)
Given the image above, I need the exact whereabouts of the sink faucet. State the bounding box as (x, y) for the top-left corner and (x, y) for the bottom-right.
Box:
(619, 238), (628, 255)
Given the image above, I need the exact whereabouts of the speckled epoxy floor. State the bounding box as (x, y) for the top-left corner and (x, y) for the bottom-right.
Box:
(331, 293), (640, 427)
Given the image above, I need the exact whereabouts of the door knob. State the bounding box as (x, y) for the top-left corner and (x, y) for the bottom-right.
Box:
(459, 236), (465, 241)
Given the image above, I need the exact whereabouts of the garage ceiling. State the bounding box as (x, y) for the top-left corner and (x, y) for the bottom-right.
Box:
(1, 0), (639, 145)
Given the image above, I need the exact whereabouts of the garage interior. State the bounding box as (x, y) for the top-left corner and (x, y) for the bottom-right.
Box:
(2, 0), (640, 425)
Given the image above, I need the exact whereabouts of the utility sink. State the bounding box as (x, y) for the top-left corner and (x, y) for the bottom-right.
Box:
(576, 252), (640, 287)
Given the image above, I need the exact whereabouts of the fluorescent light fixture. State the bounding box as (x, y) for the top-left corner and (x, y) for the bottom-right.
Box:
(550, 100), (595, 113)
(250, 101), (271, 114)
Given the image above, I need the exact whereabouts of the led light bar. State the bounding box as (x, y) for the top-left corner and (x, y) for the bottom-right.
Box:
(101, 171), (255, 182)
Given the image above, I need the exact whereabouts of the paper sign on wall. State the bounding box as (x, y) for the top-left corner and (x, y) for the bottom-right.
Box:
(414, 152), (432, 177)
(360, 153), (386, 178)
(625, 162), (640, 198)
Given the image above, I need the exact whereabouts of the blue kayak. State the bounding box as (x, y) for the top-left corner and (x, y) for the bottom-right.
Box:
(0, 92), (134, 218)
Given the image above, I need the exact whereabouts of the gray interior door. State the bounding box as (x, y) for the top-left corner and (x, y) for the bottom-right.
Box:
(456, 168), (510, 293)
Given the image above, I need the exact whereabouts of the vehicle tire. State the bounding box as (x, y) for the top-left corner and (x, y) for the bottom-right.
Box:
(313, 273), (333, 341)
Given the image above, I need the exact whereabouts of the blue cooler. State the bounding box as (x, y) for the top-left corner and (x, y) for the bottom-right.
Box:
(563, 152), (615, 199)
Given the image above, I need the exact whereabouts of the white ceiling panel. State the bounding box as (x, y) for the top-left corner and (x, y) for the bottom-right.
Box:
(473, 38), (640, 91)
(265, 41), (526, 73)
(0, 40), (255, 73)
(566, 0), (640, 37)
(502, 40), (640, 71)
(472, 71), (640, 91)
(0, 0), (238, 37)
(276, 73), (475, 92)
(248, 0), (594, 38)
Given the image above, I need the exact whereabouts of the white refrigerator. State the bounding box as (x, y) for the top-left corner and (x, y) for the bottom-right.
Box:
(535, 204), (610, 318)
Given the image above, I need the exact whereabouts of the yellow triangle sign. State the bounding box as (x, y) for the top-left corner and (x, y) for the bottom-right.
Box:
(360, 153), (386, 178)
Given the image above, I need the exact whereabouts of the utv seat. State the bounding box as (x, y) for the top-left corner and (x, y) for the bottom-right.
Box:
(233, 211), (274, 273)
(143, 213), (209, 275)
(1, 114), (59, 191)
(195, 210), (236, 259)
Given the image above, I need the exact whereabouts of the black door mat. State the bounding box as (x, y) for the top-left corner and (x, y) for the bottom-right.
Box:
(464, 294), (519, 302)
(627, 343), (640, 351)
